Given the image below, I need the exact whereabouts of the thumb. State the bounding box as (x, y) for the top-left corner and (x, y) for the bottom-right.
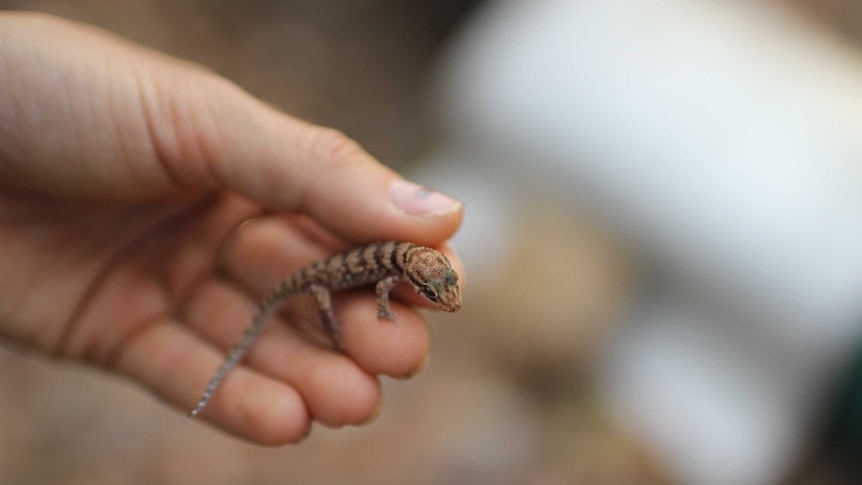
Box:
(177, 98), (464, 245)
(0, 13), (463, 246)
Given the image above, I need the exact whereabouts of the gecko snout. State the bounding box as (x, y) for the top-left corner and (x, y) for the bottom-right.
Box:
(405, 246), (463, 313)
(434, 271), (462, 313)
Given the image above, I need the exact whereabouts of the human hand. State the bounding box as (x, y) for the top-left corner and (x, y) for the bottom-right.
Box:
(0, 12), (464, 444)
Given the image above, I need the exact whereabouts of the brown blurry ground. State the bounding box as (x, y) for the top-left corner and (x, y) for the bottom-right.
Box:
(0, 1), (858, 484)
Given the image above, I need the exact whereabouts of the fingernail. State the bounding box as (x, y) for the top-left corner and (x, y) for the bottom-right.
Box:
(389, 179), (462, 217)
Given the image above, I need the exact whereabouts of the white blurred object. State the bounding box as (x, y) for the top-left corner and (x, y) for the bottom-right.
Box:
(431, 0), (862, 484)
(408, 146), (522, 291)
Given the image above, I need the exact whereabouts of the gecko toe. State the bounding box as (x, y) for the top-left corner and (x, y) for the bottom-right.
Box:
(377, 311), (396, 322)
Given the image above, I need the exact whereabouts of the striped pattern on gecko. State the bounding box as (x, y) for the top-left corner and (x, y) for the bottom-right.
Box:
(185, 241), (461, 420)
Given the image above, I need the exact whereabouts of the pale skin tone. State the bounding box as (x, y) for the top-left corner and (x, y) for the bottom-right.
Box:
(0, 12), (464, 445)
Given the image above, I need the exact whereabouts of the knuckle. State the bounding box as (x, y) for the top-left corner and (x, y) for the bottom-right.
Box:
(301, 126), (365, 168)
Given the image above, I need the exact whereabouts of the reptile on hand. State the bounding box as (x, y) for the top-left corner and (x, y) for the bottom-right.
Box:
(185, 241), (461, 420)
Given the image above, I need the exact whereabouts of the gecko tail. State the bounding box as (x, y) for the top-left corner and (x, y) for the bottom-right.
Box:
(183, 297), (286, 421)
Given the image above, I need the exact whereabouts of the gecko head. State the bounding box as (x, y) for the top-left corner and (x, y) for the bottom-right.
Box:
(405, 247), (462, 312)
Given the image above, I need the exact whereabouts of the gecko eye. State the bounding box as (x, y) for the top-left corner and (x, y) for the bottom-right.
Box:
(421, 284), (438, 301)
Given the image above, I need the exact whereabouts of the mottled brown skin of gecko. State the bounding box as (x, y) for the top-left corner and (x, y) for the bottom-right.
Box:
(185, 241), (461, 420)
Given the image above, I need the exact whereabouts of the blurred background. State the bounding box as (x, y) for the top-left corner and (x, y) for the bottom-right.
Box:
(3, 0), (862, 484)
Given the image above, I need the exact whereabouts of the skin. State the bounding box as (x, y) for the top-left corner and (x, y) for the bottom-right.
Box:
(0, 12), (465, 445)
(185, 241), (462, 420)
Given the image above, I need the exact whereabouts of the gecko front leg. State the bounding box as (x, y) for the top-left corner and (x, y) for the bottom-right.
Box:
(310, 284), (342, 350)
(375, 275), (401, 321)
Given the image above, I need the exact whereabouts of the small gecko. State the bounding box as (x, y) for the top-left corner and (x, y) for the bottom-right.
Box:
(186, 241), (461, 420)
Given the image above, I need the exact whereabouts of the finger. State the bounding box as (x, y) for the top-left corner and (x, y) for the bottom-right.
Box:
(219, 216), (431, 377)
(171, 83), (464, 245)
(157, 193), (263, 302)
(109, 316), (310, 445)
(51, 193), (263, 363)
(2, 13), (464, 249)
(328, 289), (430, 377)
(0, 14), (462, 248)
(136, 53), (464, 245)
(220, 215), (465, 310)
(217, 215), (336, 291)
(183, 277), (382, 427)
